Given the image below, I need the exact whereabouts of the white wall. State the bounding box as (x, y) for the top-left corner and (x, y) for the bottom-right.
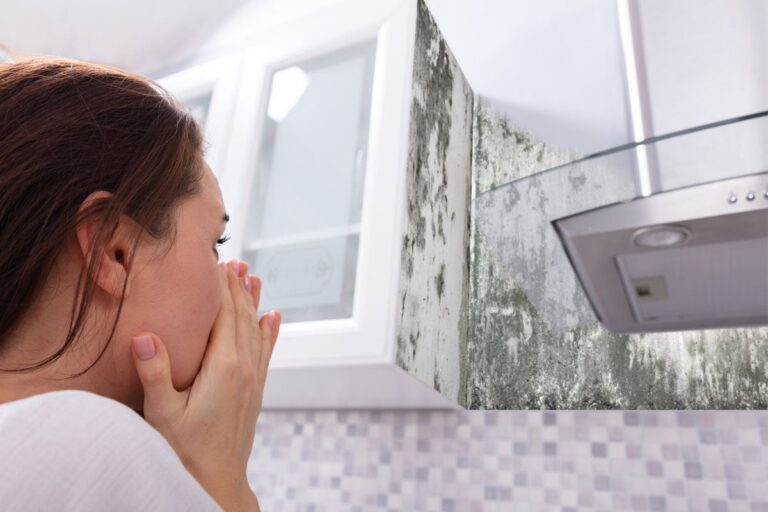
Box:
(3, 0), (766, 157)
(150, 0), (403, 78)
(0, 0), (248, 78)
(425, 0), (632, 156)
(148, 0), (633, 157)
(638, 0), (768, 135)
(631, 0), (768, 192)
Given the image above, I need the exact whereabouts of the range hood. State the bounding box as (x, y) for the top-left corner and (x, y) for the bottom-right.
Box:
(473, 111), (768, 334)
(553, 171), (768, 333)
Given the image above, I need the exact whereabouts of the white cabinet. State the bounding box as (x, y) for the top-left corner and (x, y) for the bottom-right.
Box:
(158, 0), (460, 410)
(231, 41), (376, 325)
(156, 55), (242, 181)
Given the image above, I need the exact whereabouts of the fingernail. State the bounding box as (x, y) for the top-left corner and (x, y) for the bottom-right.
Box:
(243, 275), (252, 292)
(228, 260), (238, 275)
(266, 311), (275, 330)
(132, 335), (155, 360)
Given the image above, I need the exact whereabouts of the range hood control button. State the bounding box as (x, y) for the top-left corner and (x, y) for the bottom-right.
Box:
(728, 194), (738, 204)
(747, 192), (756, 201)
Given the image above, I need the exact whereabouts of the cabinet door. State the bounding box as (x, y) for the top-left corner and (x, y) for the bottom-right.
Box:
(238, 41), (376, 324)
(218, 0), (417, 367)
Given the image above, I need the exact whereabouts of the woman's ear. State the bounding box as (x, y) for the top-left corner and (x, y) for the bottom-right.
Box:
(75, 190), (136, 299)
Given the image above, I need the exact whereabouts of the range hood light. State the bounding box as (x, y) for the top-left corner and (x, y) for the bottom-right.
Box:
(633, 226), (689, 248)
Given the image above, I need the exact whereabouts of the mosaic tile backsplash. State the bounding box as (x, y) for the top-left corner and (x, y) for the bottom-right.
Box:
(246, 409), (768, 511)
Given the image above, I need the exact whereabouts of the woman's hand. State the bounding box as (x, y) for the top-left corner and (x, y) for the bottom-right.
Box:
(130, 259), (281, 511)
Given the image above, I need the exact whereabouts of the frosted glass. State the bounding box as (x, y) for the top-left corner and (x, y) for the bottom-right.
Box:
(243, 40), (376, 323)
(186, 92), (212, 134)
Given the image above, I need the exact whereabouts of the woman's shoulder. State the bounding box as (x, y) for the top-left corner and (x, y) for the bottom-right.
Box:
(0, 389), (153, 448)
(0, 388), (141, 424)
(0, 390), (222, 511)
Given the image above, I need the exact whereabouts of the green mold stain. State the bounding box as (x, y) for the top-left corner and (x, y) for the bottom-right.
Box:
(467, 229), (768, 409)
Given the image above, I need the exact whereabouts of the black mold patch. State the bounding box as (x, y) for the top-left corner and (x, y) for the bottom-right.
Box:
(569, 173), (587, 190)
(435, 263), (446, 300)
(395, 0), (473, 407)
(468, 99), (768, 409)
(468, 241), (692, 409)
(399, 0), (454, 294)
(395, 333), (406, 368)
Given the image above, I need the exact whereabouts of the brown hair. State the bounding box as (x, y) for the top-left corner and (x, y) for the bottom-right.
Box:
(0, 57), (205, 377)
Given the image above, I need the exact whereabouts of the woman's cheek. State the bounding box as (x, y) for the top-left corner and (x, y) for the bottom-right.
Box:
(212, 268), (223, 321)
(167, 269), (222, 390)
(169, 310), (216, 390)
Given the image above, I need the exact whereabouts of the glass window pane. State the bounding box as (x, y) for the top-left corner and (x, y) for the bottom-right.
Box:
(186, 91), (213, 134)
(243, 40), (377, 323)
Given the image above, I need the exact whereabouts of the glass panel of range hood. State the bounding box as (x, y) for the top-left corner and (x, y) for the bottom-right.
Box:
(472, 111), (768, 334)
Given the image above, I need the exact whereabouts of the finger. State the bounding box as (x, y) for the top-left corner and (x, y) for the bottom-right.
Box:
(227, 261), (264, 369)
(245, 275), (261, 313)
(131, 332), (181, 420)
(273, 310), (281, 347)
(247, 277), (263, 366)
(227, 260), (257, 370)
(204, 262), (237, 366)
(268, 310), (281, 359)
(257, 312), (273, 387)
(232, 260), (255, 308)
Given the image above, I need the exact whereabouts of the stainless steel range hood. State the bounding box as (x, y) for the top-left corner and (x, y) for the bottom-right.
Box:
(473, 111), (768, 335)
(553, 171), (768, 333)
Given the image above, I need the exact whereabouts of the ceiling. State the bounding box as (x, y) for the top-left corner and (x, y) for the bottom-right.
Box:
(0, 0), (631, 155)
(425, 0), (630, 155)
(0, 0), (248, 78)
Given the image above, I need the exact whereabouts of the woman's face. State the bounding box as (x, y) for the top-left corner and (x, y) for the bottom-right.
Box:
(0, 160), (238, 410)
(0, 161), (234, 410)
(116, 163), (230, 403)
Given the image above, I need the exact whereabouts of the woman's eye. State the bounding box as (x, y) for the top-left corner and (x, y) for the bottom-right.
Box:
(213, 234), (231, 257)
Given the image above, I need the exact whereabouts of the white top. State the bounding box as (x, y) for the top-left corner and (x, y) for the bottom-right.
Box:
(0, 389), (222, 511)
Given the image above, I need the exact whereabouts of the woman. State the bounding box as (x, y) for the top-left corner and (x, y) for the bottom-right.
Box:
(0, 57), (281, 511)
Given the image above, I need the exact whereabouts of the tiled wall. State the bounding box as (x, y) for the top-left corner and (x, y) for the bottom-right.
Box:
(247, 410), (768, 511)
